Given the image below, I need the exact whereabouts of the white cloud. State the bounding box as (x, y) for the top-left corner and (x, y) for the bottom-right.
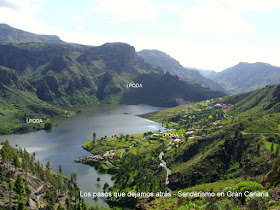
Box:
(71, 16), (83, 23)
(89, 0), (160, 23)
(0, 0), (18, 9)
(222, 0), (280, 12)
(159, 3), (185, 14)
(177, 0), (256, 33)
(31, 4), (42, 12)
(0, 0), (108, 46)
(1, 0), (39, 10)
(1, 0), (280, 71)
(132, 36), (280, 71)
(59, 31), (108, 46)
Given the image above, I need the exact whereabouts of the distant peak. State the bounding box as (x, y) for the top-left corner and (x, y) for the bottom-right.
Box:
(0, 23), (12, 28)
(102, 42), (132, 47)
(236, 61), (272, 67)
(138, 49), (167, 55)
(0, 23), (64, 44)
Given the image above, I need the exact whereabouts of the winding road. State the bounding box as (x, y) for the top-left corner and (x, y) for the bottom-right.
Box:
(159, 151), (172, 191)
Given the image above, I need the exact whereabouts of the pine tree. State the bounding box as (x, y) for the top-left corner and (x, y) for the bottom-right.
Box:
(46, 161), (51, 170)
(0, 147), (7, 168)
(25, 184), (31, 202)
(13, 175), (25, 205)
(21, 159), (28, 180)
(271, 143), (274, 153)
(66, 197), (70, 209)
(8, 182), (12, 208)
(97, 177), (100, 186)
(57, 203), (64, 210)
(59, 164), (63, 174)
(71, 173), (77, 183)
(57, 174), (65, 194)
(275, 145), (279, 157)
(45, 188), (55, 208)
(45, 161), (51, 182)
(103, 182), (109, 191)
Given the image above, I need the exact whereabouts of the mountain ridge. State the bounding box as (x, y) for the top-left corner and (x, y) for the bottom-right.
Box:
(0, 28), (226, 134)
(0, 23), (64, 44)
(207, 62), (280, 94)
(0, 24), (226, 134)
(137, 49), (225, 92)
(0, 40), (225, 108)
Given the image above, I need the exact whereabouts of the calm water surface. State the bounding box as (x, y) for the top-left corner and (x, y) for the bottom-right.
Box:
(0, 104), (164, 206)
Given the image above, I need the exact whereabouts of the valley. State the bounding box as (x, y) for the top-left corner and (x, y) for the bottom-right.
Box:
(0, 24), (280, 210)
(77, 84), (280, 209)
(0, 39), (224, 134)
(0, 104), (164, 207)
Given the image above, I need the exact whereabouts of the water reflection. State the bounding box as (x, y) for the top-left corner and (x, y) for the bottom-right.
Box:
(0, 104), (164, 206)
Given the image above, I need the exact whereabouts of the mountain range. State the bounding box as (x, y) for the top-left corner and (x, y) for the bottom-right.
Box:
(204, 62), (280, 94)
(138, 49), (280, 94)
(0, 24), (226, 134)
(0, 23), (64, 44)
(0, 41), (224, 107)
(1, 24), (280, 210)
(2, 24), (278, 97)
(1, 23), (279, 133)
(137, 49), (225, 91)
(134, 83), (280, 209)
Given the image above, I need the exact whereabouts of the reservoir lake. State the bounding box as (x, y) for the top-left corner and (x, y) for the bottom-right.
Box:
(0, 104), (164, 206)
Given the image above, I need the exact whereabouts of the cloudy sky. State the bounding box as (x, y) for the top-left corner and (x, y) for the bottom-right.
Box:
(1, 0), (280, 71)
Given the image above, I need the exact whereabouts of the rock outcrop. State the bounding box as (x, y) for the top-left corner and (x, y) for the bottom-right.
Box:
(0, 65), (28, 90)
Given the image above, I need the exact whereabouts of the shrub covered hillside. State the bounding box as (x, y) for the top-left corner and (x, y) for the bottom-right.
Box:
(0, 41), (225, 135)
(97, 84), (280, 209)
(0, 140), (108, 210)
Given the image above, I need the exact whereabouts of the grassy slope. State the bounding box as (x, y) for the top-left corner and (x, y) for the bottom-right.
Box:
(0, 42), (225, 108)
(0, 23), (63, 44)
(213, 62), (280, 94)
(81, 133), (167, 172)
(0, 86), (71, 134)
(0, 42), (225, 134)
(137, 50), (225, 91)
(75, 85), (280, 209)
(136, 85), (280, 209)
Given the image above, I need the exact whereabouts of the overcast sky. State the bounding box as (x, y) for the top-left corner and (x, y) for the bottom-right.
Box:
(1, 0), (280, 71)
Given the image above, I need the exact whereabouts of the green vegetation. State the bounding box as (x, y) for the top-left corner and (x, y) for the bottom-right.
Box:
(208, 62), (280, 94)
(2, 24), (280, 209)
(0, 41), (224, 135)
(78, 84), (280, 209)
(0, 140), (102, 209)
(120, 73), (225, 107)
(138, 84), (280, 209)
(0, 141), (111, 210)
(264, 141), (278, 154)
(80, 132), (168, 173)
(0, 82), (73, 134)
(0, 41), (224, 108)
(137, 49), (225, 91)
(0, 25), (225, 135)
(0, 23), (64, 44)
